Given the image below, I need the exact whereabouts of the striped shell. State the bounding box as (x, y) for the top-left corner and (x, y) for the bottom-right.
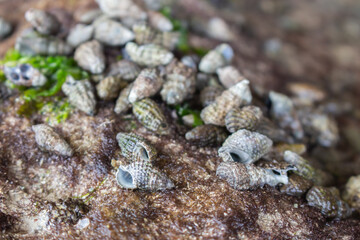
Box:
(148, 10), (173, 32)
(306, 186), (352, 219)
(216, 66), (245, 89)
(62, 75), (96, 116)
(160, 59), (196, 105)
(280, 173), (313, 197)
(32, 124), (73, 157)
(125, 42), (174, 67)
(225, 106), (263, 133)
(94, 19), (134, 46)
(199, 85), (224, 107)
(199, 43), (234, 73)
(218, 129), (273, 164)
(3, 64), (47, 87)
(116, 132), (157, 161)
(25, 8), (60, 35)
(128, 68), (163, 103)
(114, 83), (133, 115)
(108, 60), (141, 82)
(343, 175), (360, 212)
(66, 24), (94, 47)
(96, 75), (127, 100)
(0, 17), (12, 39)
(185, 125), (228, 147)
(74, 40), (105, 74)
(200, 80), (252, 126)
(132, 98), (170, 135)
(216, 162), (290, 190)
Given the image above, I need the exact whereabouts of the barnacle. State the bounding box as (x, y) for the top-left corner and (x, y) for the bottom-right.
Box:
(225, 105), (263, 133)
(185, 124), (228, 147)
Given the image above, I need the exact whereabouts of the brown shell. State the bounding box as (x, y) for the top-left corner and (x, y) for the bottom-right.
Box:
(225, 106), (263, 133)
(114, 83), (133, 115)
(96, 76), (127, 100)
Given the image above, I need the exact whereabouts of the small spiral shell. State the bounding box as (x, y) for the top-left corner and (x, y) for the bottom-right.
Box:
(114, 83), (133, 115)
(74, 40), (106, 74)
(3, 64), (47, 87)
(280, 173), (313, 197)
(96, 0), (147, 20)
(185, 125), (228, 147)
(199, 85), (224, 107)
(108, 60), (141, 82)
(66, 24), (94, 47)
(94, 18), (134, 46)
(25, 8), (60, 35)
(128, 68), (163, 103)
(32, 124), (73, 157)
(181, 55), (200, 70)
(216, 66), (245, 89)
(96, 75), (127, 100)
(62, 75), (96, 116)
(148, 10), (173, 32)
(218, 129), (273, 164)
(132, 98), (170, 135)
(225, 106), (263, 133)
(199, 43), (234, 73)
(287, 82), (326, 106)
(274, 143), (306, 156)
(125, 42), (174, 67)
(343, 175), (360, 212)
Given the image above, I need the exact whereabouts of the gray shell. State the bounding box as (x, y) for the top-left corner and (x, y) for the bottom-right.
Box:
(108, 60), (141, 81)
(225, 105), (263, 133)
(199, 85), (224, 107)
(216, 66), (245, 89)
(200, 80), (252, 126)
(185, 124), (228, 147)
(280, 173), (313, 197)
(160, 59), (196, 105)
(96, 75), (127, 100)
(114, 83), (133, 115)
(343, 175), (360, 212)
(206, 17), (234, 41)
(75, 9), (103, 24)
(128, 68), (163, 103)
(116, 132), (157, 161)
(148, 10), (173, 32)
(25, 8), (60, 35)
(74, 40), (106, 74)
(181, 55), (200, 70)
(199, 43), (234, 73)
(3, 64), (47, 87)
(96, 0), (147, 20)
(94, 19), (134, 46)
(132, 98), (170, 135)
(216, 162), (290, 190)
(32, 124), (73, 157)
(62, 75), (96, 116)
(66, 24), (94, 47)
(218, 129), (273, 164)
(0, 17), (12, 39)
(125, 42), (174, 67)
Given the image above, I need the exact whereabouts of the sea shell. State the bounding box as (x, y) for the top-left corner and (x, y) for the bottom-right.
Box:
(216, 66), (245, 88)
(185, 124), (228, 147)
(196, 72), (221, 91)
(114, 83), (133, 114)
(108, 60), (141, 82)
(75, 8), (103, 24)
(225, 105), (263, 133)
(287, 82), (326, 106)
(181, 55), (200, 70)
(96, 75), (127, 100)
(200, 80), (252, 126)
(2, 64), (47, 87)
(0, 17), (12, 40)
(148, 10), (173, 32)
(206, 17), (234, 41)
(216, 162), (290, 190)
(199, 85), (224, 107)
(343, 175), (360, 212)
(218, 129), (273, 164)
(94, 19), (134, 46)
(132, 98), (170, 135)
(125, 42), (174, 67)
(32, 124), (73, 157)
(66, 24), (94, 47)
(74, 40), (105, 74)
(143, 0), (172, 11)
(62, 75), (96, 116)
(15, 28), (73, 56)
(255, 117), (291, 143)
(279, 173), (313, 197)
(306, 186), (352, 219)
(274, 143), (306, 156)
(96, 0), (147, 20)
(132, 24), (179, 50)
(128, 68), (163, 103)
(116, 132), (157, 161)
(199, 43), (234, 73)
(25, 8), (60, 35)
(160, 59), (196, 105)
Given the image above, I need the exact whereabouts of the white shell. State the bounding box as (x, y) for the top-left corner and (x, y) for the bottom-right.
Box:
(94, 19), (134, 46)
(216, 66), (244, 89)
(66, 24), (94, 47)
(199, 43), (234, 73)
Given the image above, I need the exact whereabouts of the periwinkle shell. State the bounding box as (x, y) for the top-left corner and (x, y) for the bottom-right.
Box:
(94, 19), (134, 46)
(96, 75), (127, 100)
(199, 85), (224, 107)
(25, 8), (60, 35)
(148, 10), (173, 32)
(199, 43), (234, 73)
(114, 83), (133, 115)
(225, 105), (263, 133)
(185, 124), (228, 147)
(343, 175), (360, 212)
(216, 66), (244, 89)
(108, 60), (141, 82)
(74, 40), (105, 74)
(66, 24), (94, 47)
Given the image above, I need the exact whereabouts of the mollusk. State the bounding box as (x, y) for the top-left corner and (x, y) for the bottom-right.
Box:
(2, 64), (47, 87)
(181, 55), (200, 70)
(148, 10), (173, 32)
(132, 98), (170, 135)
(25, 8), (60, 35)
(218, 129), (273, 164)
(0, 17), (12, 39)
(108, 60), (141, 82)
(287, 82), (326, 106)
(96, 75), (127, 100)
(114, 83), (133, 114)
(225, 105), (263, 133)
(343, 175), (360, 212)
(255, 117), (291, 143)
(32, 124), (73, 157)
(96, 0), (147, 20)
(199, 43), (234, 73)
(94, 19), (134, 46)
(199, 85), (224, 107)
(125, 42), (174, 67)
(74, 40), (106, 74)
(185, 124), (228, 147)
(66, 24), (94, 47)
(216, 66), (245, 89)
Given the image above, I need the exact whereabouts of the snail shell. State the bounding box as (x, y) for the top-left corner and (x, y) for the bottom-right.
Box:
(218, 129), (273, 164)
(25, 8), (60, 35)
(66, 24), (94, 47)
(199, 85), (224, 107)
(125, 42), (174, 67)
(94, 19), (134, 46)
(96, 0), (147, 20)
(200, 80), (252, 126)
(116, 132), (157, 162)
(216, 66), (245, 89)
(3, 64), (47, 87)
(114, 83), (133, 115)
(108, 60), (141, 82)
(206, 17), (234, 41)
(0, 17), (12, 40)
(199, 43), (234, 73)
(62, 75), (96, 116)
(225, 105), (263, 133)
(132, 98), (170, 135)
(185, 124), (228, 147)
(216, 162), (290, 190)
(343, 175), (360, 213)
(96, 75), (127, 100)
(32, 124), (73, 157)
(160, 59), (196, 105)
(274, 143), (306, 156)
(128, 68), (163, 103)
(287, 82), (326, 106)
(148, 10), (173, 32)
(280, 173), (313, 197)
(75, 9), (102, 24)
(181, 55), (200, 70)
(74, 40), (106, 74)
